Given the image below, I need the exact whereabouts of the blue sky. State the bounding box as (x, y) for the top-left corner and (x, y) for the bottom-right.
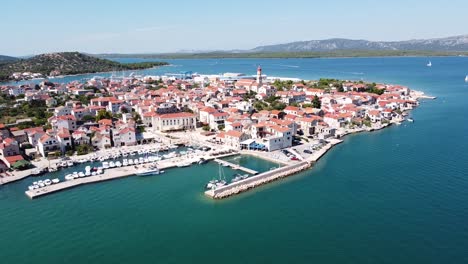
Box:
(2, 0), (468, 56)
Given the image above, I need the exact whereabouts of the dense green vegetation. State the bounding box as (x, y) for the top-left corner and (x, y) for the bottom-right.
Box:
(97, 50), (468, 60)
(254, 96), (287, 111)
(272, 80), (294, 91)
(0, 96), (52, 127)
(95, 110), (113, 122)
(0, 52), (168, 81)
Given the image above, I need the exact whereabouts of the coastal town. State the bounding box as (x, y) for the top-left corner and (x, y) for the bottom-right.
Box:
(0, 66), (432, 199)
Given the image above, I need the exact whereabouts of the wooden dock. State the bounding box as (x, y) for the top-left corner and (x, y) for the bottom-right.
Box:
(213, 159), (258, 174)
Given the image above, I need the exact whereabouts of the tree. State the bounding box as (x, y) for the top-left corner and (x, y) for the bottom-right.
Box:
(337, 84), (344, 92)
(82, 115), (95, 122)
(132, 112), (142, 124)
(202, 125), (210, 131)
(95, 110), (112, 121)
(312, 95), (321, 109)
(218, 125), (225, 131)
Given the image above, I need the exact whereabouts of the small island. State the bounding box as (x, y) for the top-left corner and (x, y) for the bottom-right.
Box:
(0, 52), (169, 82)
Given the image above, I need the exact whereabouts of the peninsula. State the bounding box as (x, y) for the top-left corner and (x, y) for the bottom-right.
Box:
(0, 52), (169, 82)
(0, 66), (434, 199)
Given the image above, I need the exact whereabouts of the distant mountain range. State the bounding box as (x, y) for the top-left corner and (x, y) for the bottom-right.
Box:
(250, 35), (468, 52)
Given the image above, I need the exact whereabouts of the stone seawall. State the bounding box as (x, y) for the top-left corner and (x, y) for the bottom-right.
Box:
(205, 161), (311, 199)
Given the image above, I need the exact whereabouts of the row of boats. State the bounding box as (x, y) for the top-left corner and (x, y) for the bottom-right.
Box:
(205, 164), (250, 190)
(28, 178), (60, 190)
(64, 166), (104, 181)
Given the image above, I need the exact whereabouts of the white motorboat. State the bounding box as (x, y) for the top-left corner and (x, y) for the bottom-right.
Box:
(134, 159), (139, 165)
(128, 159), (134, 165)
(102, 162), (110, 169)
(116, 161), (122, 167)
(465, 75), (468, 82)
(91, 172), (97, 176)
(109, 161), (116, 168)
(67, 161), (74, 167)
(72, 172), (79, 179)
(122, 159), (129, 166)
(52, 178), (60, 184)
(97, 169), (103, 175)
(38, 182), (45, 188)
(44, 179), (52, 185)
(85, 171), (91, 176)
(177, 161), (191, 168)
(65, 174), (74, 181)
(28, 185), (35, 191)
(407, 118), (414, 122)
(78, 172), (85, 178)
(427, 61), (432, 67)
(135, 166), (164, 176)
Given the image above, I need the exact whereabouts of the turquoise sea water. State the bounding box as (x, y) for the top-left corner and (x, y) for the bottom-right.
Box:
(1, 57), (468, 263)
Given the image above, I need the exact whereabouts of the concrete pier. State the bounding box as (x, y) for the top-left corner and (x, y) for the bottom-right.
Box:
(24, 151), (239, 199)
(205, 161), (311, 199)
(25, 166), (138, 199)
(213, 159), (258, 174)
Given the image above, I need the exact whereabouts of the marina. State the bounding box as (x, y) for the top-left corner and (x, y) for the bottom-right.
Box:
(23, 149), (239, 199)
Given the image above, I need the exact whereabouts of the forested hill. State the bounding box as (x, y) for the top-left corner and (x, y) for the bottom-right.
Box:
(0, 52), (168, 81)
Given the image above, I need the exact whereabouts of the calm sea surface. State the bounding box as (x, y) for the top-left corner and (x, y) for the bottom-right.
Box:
(1, 57), (468, 263)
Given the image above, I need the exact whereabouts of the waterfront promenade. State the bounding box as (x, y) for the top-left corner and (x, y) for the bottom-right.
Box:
(24, 151), (238, 199)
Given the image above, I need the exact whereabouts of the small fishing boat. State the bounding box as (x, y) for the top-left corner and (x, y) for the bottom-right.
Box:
(465, 75), (468, 82)
(427, 61), (432, 67)
(407, 118), (414, 122)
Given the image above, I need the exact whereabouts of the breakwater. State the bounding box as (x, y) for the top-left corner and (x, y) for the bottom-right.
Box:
(205, 161), (311, 199)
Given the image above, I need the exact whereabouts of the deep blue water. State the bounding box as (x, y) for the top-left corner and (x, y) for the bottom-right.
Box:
(1, 57), (468, 263)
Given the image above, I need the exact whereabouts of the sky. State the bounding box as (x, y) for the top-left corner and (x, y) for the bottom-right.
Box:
(2, 0), (468, 56)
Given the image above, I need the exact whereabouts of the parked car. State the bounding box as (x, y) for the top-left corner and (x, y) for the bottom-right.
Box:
(303, 149), (312, 154)
(291, 156), (299, 161)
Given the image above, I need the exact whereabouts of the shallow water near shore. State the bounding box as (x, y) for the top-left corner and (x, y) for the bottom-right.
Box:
(1, 57), (468, 263)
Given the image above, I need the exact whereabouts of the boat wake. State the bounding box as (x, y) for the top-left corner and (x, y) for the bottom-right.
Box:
(275, 64), (300, 68)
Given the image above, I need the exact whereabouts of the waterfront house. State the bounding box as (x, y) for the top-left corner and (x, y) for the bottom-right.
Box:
(37, 133), (59, 157)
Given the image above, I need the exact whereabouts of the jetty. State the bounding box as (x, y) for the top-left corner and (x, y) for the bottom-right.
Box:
(25, 166), (138, 199)
(205, 161), (311, 199)
(205, 139), (344, 199)
(213, 159), (258, 174)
